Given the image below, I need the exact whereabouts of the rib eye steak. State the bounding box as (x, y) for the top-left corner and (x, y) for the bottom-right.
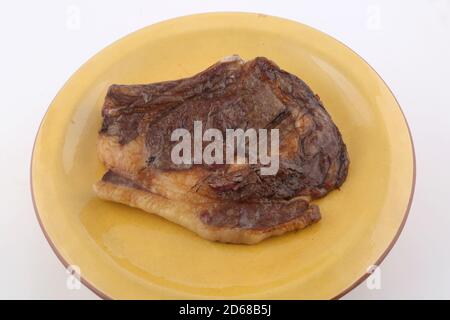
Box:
(94, 55), (349, 244)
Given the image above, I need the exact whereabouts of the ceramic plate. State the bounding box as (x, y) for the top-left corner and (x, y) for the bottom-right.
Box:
(31, 12), (415, 299)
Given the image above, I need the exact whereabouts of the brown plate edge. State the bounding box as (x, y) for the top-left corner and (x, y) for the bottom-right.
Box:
(30, 111), (113, 300)
(329, 31), (416, 300)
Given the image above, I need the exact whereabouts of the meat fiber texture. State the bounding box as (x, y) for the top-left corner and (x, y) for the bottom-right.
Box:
(93, 56), (349, 244)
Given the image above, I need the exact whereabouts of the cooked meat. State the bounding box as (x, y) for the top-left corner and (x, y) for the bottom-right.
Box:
(94, 55), (349, 244)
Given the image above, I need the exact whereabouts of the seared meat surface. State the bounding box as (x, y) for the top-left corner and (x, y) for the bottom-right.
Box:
(94, 56), (349, 244)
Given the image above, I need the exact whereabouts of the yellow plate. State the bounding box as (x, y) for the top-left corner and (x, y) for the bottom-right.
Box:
(31, 12), (415, 299)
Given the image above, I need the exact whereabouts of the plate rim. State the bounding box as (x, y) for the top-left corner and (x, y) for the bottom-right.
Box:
(30, 11), (416, 300)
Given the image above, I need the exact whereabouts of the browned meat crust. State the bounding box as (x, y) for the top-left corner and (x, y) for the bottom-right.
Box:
(94, 56), (349, 244)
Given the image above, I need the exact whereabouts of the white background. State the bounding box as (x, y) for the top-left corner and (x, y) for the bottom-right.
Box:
(0, 0), (449, 299)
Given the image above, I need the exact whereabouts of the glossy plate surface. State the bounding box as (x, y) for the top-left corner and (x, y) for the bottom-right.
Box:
(31, 13), (415, 299)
